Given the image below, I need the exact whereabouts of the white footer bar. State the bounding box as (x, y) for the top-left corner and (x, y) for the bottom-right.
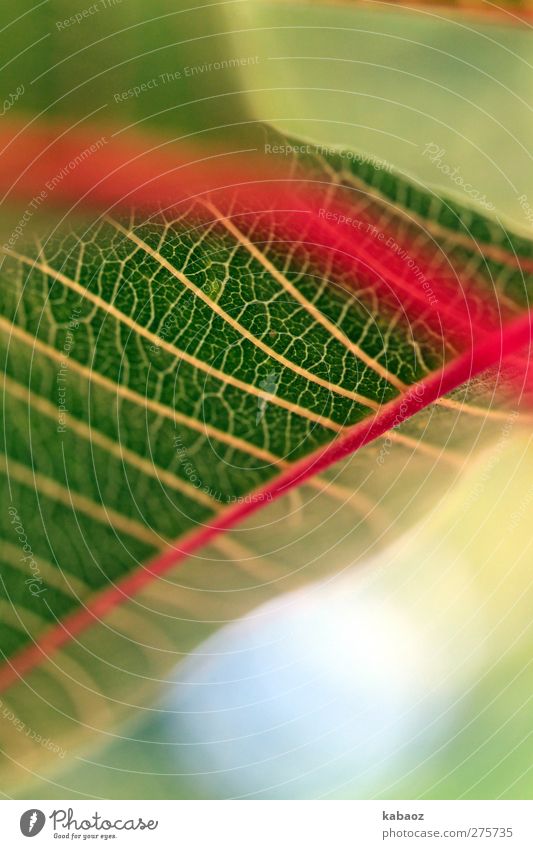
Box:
(2, 799), (532, 848)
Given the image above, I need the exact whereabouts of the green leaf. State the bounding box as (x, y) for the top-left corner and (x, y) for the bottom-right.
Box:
(0, 117), (532, 790)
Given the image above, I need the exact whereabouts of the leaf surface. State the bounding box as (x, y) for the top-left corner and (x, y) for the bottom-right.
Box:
(0, 125), (532, 786)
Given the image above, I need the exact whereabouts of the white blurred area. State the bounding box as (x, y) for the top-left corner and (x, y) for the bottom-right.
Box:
(163, 543), (485, 799)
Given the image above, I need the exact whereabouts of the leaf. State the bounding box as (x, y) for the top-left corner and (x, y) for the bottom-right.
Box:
(229, 0), (533, 225)
(0, 114), (532, 789)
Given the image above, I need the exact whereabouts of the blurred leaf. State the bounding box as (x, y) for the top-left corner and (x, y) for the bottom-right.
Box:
(230, 0), (533, 224)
